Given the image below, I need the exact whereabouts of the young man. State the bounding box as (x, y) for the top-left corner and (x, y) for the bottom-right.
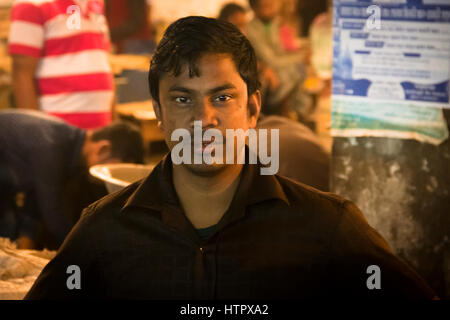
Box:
(25, 17), (435, 299)
(0, 109), (144, 250)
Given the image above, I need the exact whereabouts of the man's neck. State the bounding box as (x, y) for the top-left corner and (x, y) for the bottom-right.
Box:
(257, 16), (275, 25)
(172, 164), (243, 229)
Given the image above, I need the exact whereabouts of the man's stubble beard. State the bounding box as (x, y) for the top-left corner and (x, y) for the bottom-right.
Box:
(174, 141), (244, 178)
(181, 161), (231, 177)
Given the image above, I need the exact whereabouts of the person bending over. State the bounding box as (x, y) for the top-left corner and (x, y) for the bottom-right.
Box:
(0, 110), (144, 250)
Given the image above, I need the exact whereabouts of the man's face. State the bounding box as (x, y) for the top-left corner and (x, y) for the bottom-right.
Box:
(254, 0), (279, 23)
(154, 53), (260, 175)
(228, 11), (248, 33)
(83, 138), (121, 169)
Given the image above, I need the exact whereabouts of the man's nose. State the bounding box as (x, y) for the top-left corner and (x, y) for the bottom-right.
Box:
(193, 98), (218, 127)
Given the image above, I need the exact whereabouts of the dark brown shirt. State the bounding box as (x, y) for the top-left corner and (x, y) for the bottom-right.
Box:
(25, 154), (436, 299)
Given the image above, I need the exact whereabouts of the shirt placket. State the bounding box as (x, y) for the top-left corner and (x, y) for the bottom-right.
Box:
(194, 239), (219, 299)
(160, 206), (212, 299)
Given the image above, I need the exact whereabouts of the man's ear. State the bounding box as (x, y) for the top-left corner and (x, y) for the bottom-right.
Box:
(247, 90), (261, 129)
(152, 99), (164, 130)
(96, 140), (113, 163)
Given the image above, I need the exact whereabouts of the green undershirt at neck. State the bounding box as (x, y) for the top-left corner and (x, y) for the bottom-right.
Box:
(196, 224), (219, 242)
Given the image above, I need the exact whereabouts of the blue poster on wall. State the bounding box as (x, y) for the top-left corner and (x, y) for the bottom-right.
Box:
(332, 0), (450, 144)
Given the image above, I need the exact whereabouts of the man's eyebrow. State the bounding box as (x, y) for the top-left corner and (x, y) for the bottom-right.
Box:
(207, 84), (237, 95)
(168, 83), (237, 95)
(168, 86), (193, 93)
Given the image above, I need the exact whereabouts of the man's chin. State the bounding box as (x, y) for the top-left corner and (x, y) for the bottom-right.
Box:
(182, 162), (231, 177)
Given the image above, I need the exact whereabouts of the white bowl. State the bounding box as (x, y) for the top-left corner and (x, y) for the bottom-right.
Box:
(89, 163), (154, 194)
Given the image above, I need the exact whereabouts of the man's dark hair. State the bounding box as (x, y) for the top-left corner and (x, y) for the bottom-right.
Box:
(91, 122), (145, 164)
(148, 16), (260, 105)
(218, 3), (246, 21)
(248, 0), (259, 9)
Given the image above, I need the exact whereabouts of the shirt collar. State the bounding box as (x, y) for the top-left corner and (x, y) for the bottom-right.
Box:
(121, 153), (180, 212)
(121, 149), (290, 216)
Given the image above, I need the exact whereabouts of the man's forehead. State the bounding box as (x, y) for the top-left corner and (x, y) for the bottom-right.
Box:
(159, 53), (245, 90)
(185, 52), (235, 71)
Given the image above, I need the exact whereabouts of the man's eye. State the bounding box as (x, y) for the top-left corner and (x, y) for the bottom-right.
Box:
(174, 97), (190, 104)
(214, 95), (232, 102)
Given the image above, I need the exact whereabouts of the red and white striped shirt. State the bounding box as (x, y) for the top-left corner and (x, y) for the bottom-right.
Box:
(8, 0), (114, 129)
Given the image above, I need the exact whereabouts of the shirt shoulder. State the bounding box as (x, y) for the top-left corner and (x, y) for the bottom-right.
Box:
(9, 0), (50, 25)
(81, 179), (143, 220)
(275, 174), (390, 252)
(9, 1), (49, 56)
(267, 174), (348, 237)
(276, 174), (346, 215)
(273, 176), (436, 298)
(0, 110), (79, 153)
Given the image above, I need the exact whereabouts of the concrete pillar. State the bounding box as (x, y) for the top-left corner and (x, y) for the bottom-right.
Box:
(331, 110), (450, 298)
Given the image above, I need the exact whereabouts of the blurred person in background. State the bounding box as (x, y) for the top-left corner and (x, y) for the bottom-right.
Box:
(297, 0), (328, 37)
(0, 109), (144, 250)
(218, 2), (280, 113)
(256, 115), (329, 191)
(218, 3), (329, 191)
(309, 0), (333, 85)
(218, 2), (248, 34)
(105, 0), (155, 54)
(279, 0), (302, 52)
(246, 0), (312, 126)
(8, 0), (114, 129)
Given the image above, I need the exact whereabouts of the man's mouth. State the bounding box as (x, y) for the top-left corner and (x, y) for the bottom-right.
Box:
(194, 137), (216, 154)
